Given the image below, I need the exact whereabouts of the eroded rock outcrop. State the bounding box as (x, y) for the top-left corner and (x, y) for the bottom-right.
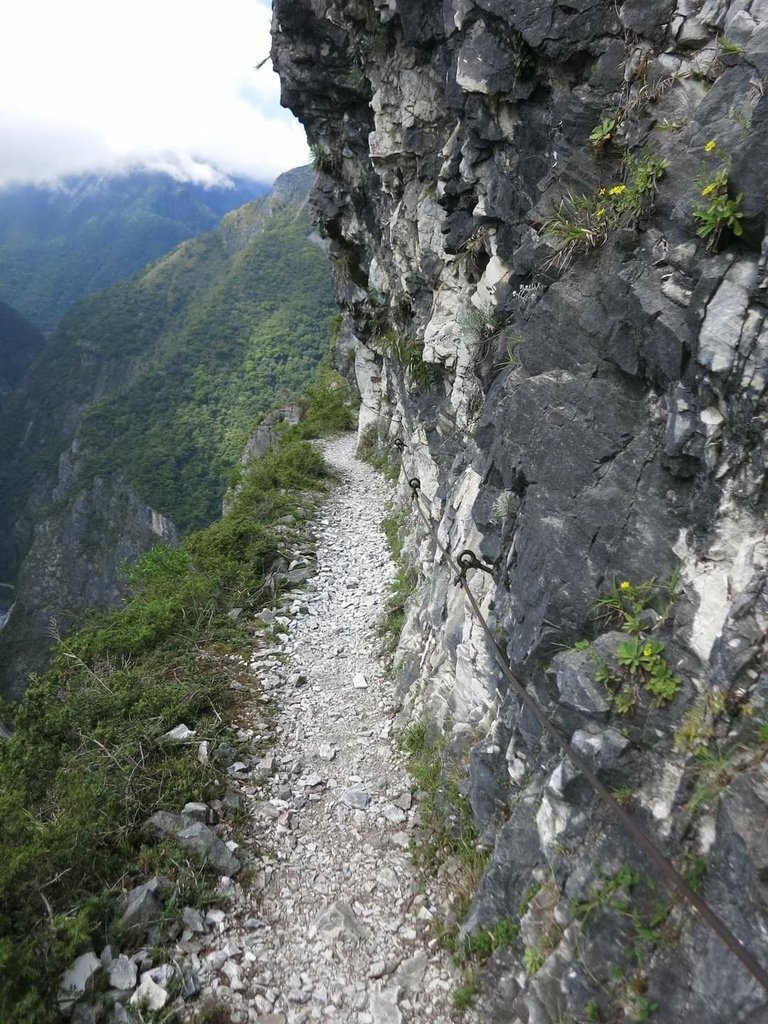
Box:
(273, 2), (768, 1020)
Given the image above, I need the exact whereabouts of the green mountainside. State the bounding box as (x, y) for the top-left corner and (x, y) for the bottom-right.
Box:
(78, 207), (335, 531)
(0, 165), (335, 698)
(0, 300), (44, 403)
(0, 171), (268, 333)
(0, 165), (334, 536)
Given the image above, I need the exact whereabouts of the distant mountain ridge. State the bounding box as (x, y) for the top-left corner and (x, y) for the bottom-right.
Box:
(0, 170), (270, 333)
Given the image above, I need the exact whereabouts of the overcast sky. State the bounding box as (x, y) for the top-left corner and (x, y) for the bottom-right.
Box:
(0, 0), (309, 188)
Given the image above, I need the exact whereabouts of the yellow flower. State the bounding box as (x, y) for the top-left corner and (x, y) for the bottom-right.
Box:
(598, 187), (606, 196)
(705, 139), (717, 152)
(642, 645), (653, 657)
(596, 207), (606, 218)
(619, 581), (631, 591)
(701, 182), (716, 197)
(609, 184), (626, 196)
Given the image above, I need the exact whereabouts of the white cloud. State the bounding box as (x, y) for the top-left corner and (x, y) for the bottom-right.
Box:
(0, 0), (309, 186)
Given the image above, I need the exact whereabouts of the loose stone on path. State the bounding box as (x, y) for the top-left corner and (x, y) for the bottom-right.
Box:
(190, 434), (453, 1023)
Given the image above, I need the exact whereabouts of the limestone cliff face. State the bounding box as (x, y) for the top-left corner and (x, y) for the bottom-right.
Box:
(273, 2), (768, 1020)
(0, 453), (178, 700)
(0, 356), (179, 700)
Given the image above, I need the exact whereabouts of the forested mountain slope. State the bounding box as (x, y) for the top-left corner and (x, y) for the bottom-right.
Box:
(0, 171), (268, 333)
(0, 300), (43, 405)
(0, 164), (335, 698)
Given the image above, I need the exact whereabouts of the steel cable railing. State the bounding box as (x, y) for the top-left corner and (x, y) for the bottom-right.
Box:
(392, 441), (768, 995)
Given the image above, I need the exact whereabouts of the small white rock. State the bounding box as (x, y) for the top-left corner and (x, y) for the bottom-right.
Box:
(163, 723), (195, 741)
(130, 976), (168, 1011)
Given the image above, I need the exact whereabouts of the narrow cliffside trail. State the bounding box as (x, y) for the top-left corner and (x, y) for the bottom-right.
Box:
(195, 434), (455, 1024)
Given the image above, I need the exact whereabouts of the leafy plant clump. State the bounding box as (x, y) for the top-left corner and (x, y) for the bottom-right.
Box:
(590, 115), (621, 149)
(0, 379), (349, 1022)
(693, 140), (744, 249)
(357, 425), (401, 483)
(614, 637), (681, 706)
(379, 330), (440, 391)
(579, 575), (682, 716)
(378, 509), (417, 656)
(542, 150), (668, 269)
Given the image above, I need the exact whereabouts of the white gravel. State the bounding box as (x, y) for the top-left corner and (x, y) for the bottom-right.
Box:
(190, 434), (455, 1024)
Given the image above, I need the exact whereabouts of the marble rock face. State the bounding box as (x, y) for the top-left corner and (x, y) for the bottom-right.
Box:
(272, 0), (768, 1018)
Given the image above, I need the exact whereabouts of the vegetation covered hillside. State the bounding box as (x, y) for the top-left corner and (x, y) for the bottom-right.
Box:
(0, 171), (268, 333)
(0, 299), (43, 405)
(0, 165), (335, 698)
(0, 166), (334, 536)
(0, 381), (355, 1022)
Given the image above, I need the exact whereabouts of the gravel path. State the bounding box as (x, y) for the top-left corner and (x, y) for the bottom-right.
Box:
(193, 434), (454, 1024)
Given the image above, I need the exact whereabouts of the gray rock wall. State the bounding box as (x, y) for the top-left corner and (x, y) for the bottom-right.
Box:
(0, 442), (178, 700)
(273, 1), (768, 1020)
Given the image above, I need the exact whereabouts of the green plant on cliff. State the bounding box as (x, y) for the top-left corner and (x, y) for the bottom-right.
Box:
(570, 866), (686, 1021)
(454, 229), (488, 274)
(452, 971), (482, 1011)
(344, 60), (369, 93)
(692, 139), (744, 250)
(398, 723), (486, 878)
(615, 151), (669, 221)
(310, 142), (340, 176)
(510, 28), (536, 78)
(378, 508), (417, 655)
(542, 190), (610, 268)
(458, 305), (504, 343)
(543, 151), (667, 269)
(718, 35), (743, 57)
(577, 575), (682, 715)
(613, 637), (681, 706)
(357, 425), (400, 482)
(455, 918), (518, 964)
(379, 330), (438, 390)
(684, 738), (768, 816)
(674, 690), (727, 753)
(496, 332), (525, 371)
(399, 721), (490, 1015)
(590, 115), (620, 150)
(595, 572), (680, 633)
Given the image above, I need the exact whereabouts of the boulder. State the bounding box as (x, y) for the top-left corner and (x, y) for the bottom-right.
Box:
(129, 976), (168, 1012)
(108, 955), (137, 991)
(119, 878), (163, 936)
(58, 952), (101, 1014)
(175, 822), (241, 875)
(309, 900), (367, 943)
